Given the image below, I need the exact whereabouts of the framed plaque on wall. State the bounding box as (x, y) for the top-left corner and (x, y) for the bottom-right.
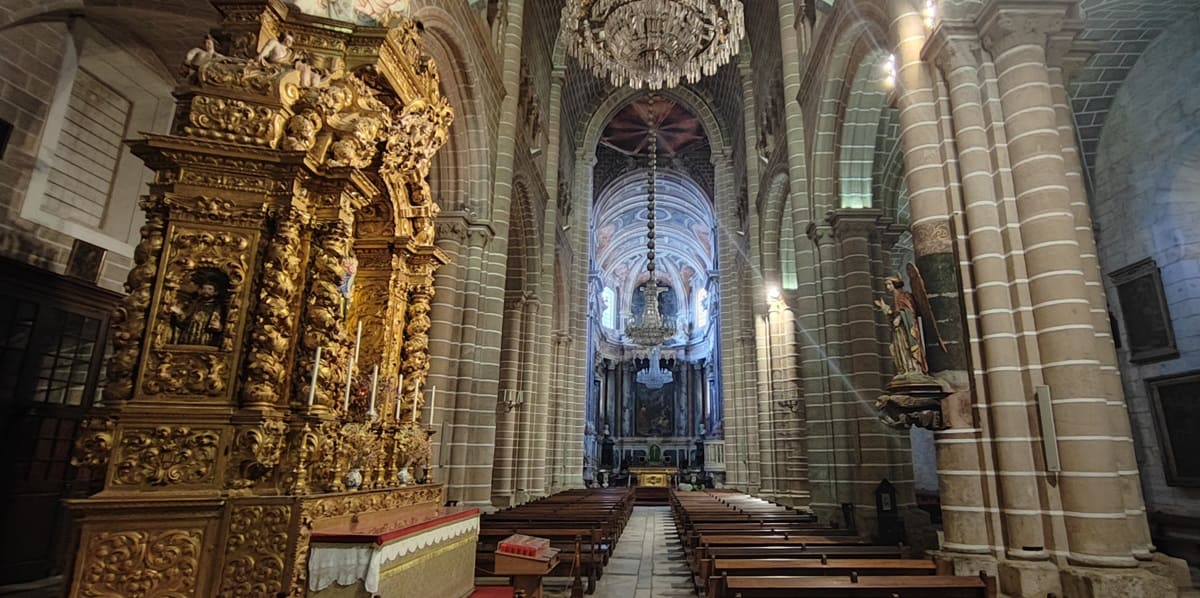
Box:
(1110, 257), (1178, 363)
(1147, 372), (1200, 487)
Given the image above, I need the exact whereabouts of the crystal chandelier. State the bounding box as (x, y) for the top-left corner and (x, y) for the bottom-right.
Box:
(561, 0), (745, 89)
(636, 346), (674, 389)
(624, 128), (677, 347)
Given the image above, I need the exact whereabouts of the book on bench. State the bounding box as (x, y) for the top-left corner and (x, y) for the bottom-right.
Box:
(498, 534), (553, 559)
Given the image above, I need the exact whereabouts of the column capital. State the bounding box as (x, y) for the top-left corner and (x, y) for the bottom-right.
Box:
(976, 0), (1082, 57)
(923, 22), (984, 75)
(805, 221), (829, 243)
(827, 208), (884, 241)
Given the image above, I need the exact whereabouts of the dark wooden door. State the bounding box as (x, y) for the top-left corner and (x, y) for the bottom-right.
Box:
(0, 259), (118, 584)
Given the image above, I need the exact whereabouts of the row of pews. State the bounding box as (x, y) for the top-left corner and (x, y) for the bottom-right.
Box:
(673, 490), (995, 597)
(477, 488), (635, 594)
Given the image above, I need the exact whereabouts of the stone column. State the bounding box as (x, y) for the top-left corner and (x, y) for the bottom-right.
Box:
(757, 311), (781, 498)
(776, 0), (826, 514)
(483, 0), (526, 503)
(925, 30), (1044, 560)
(490, 296), (524, 506)
(889, 0), (968, 376)
(830, 209), (914, 521)
(978, 1), (1133, 566)
(1046, 63), (1153, 558)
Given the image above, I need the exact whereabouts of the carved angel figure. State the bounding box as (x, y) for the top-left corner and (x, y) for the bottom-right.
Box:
(257, 32), (296, 66)
(182, 34), (222, 74)
(875, 265), (941, 378)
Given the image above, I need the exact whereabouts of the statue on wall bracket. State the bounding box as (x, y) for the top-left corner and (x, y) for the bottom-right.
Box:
(874, 263), (952, 430)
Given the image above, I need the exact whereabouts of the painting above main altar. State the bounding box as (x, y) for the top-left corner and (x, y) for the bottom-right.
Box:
(286, 0), (411, 25)
(635, 380), (675, 437)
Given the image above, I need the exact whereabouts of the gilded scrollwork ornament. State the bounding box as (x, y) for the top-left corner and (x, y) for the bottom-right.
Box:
(283, 74), (391, 169)
(78, 529), (203, 598)
(226, 420), (289, 490)
(112, 426), (222, 487)
(71, 416), (117, 474)
(400, 288), (433, 406)
(219, 505), (290, 596)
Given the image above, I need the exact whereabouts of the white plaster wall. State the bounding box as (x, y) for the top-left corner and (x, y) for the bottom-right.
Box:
(1091, 11), (1200, 515)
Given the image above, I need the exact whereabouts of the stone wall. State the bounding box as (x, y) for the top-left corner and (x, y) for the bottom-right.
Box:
(1092, 12), (1200, 516)
(0, 20), (139, 292)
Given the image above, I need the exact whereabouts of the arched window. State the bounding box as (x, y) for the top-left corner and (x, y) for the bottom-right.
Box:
(695, 287), (709, 329)
(602, 287), (617, 330)
(19, 22), (173, 257)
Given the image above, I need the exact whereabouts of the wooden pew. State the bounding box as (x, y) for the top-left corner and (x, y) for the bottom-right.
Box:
(476, 488), (634, 594)
(708, 558), (936, 598)
(695, 544), (911, 588)
(722, 574), (990, 597)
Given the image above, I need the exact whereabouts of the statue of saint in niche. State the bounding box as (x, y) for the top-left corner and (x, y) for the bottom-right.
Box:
(168, 269), (229, 347)
(874, 264), (945, 380)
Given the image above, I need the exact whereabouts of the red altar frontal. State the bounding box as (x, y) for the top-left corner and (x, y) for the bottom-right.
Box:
(308, 504), (480, 597)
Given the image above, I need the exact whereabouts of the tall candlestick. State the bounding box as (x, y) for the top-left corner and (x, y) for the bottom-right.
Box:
(308, 346), (322, 407)
(412, 386), (418, 424)
(429, 386), (437, 427)
(369, 365), (379, 417)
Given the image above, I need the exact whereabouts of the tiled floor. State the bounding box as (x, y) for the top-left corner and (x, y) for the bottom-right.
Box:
(546, 506), (696, 598)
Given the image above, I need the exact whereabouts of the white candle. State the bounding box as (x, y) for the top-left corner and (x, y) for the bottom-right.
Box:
(342, 361), (353, 412)
(369, 365), (379, 416)
(412, 386), (419, 424)
(308, 346), (322, 406)
(429, 386), (436, 427)
(353, 321), (363, 362)
(344, 322), (362, 412)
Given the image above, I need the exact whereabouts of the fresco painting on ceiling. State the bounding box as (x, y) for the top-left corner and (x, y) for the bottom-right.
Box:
(286, 0), (410, 25)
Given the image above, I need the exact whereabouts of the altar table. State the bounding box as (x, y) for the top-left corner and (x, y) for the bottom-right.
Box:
(308, 504), (480, 598)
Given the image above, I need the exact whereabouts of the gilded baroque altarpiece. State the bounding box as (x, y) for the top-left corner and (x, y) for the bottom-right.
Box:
(65, 1), (455, 595)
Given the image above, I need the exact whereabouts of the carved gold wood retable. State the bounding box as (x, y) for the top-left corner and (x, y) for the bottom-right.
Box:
(66, 2), (456, 596)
